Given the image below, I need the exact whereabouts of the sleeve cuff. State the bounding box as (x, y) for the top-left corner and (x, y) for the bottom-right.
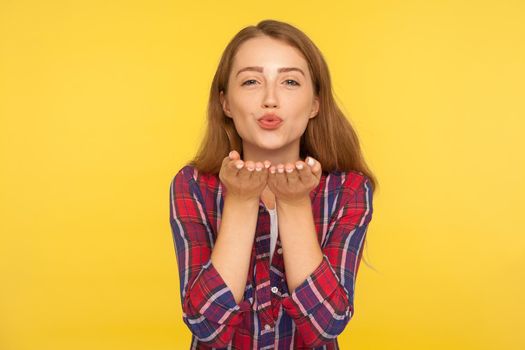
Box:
(281, 254), (349, 319)
(185, 260), (252, 326)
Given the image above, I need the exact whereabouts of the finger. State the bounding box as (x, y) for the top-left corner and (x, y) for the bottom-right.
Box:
(228, 150), (240, 160)
(242, 160), (256, 180)
(254, 161), (267, 184)
(255, 161), (264, 172)
(245, 160), (255, 172)
(237, 161), (253, 180)
(225, 150), (242, 173)
(275, 163), (287, 188)
(294, 160), (309, 181)
(285, 162), (299, 185)
(306, 156), (322, 180)
(261, 164), (269, 182)
(227, 154), (243, 173)
(297, 158), (313, 184)
(268, 165), (277, 187)
(305, 156), (315, 168)
(308, 157), (322, 177)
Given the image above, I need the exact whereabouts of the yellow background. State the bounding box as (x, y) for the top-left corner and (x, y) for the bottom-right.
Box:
(1, 0), (524, 349)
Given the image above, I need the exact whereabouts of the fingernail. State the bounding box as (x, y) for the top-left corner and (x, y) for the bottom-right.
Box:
(286, 167), (293, 173)
(236, 162), (243, 169)
(256, 166), (262, 171)
(270, 167), (276, 174)
(264, 161), (271, 168)
(277, 167), (284, 173)
(296, 162), (303, 170)
(229, 151), (233, 159)
(307, 157), (315, 166)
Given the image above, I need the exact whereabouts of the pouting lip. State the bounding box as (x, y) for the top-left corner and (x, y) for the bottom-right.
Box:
(257, 113), (283, 122)
(257, 118), (283, 130)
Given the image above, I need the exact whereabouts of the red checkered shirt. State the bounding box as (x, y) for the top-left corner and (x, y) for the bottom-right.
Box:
(169, 164), (374, 349)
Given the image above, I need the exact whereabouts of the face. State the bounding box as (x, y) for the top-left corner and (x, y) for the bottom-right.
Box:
(219, 36), (319, 161)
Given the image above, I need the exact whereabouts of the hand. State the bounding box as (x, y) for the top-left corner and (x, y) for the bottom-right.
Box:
(267, 156), (322, 205)
(218, 150), (271, 202)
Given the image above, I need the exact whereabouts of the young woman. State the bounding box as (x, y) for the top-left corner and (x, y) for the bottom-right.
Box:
(170, 19), (377, 349)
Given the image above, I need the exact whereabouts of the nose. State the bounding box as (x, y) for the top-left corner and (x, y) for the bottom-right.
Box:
(262, 84), (278, 108)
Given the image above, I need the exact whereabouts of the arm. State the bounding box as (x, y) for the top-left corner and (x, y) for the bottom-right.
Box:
(211, 194), (260, 303)
(279, 175), (374, 347)
(276, 196), (323, 294)
(169, 167), (258, 347)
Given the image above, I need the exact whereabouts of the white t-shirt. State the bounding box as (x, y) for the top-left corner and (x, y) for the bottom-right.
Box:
(268, 207), (278, 258)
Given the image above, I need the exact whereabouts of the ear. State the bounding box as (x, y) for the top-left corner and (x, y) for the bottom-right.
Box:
(220, 90), (232, 119)
(309, 95), (320, 119)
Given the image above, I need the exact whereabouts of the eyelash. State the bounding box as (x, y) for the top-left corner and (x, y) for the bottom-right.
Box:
(241, 79), (300, 87)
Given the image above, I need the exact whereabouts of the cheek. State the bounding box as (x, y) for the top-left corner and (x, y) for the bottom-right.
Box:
(288, 115), (310, 136)
(231, 117), (253, 141)
(231, 93), (258, 110)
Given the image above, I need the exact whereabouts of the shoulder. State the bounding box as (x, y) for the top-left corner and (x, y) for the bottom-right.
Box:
(170, 164), (220, 192)
(322, 169), (371, 196)
(171, 164), (194, 187)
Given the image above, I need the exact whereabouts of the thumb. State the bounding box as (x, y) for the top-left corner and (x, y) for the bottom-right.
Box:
(229, 150), (240, 160)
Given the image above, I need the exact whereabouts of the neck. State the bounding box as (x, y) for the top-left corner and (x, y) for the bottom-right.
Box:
(241, 140), (302, 165)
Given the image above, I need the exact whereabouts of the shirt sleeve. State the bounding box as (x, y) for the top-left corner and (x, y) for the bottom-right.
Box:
(281, 174), (374, 347)
(169, 166), (252, 348)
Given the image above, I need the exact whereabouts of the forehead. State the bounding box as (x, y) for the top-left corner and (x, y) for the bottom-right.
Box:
(232, 36), (309, 73)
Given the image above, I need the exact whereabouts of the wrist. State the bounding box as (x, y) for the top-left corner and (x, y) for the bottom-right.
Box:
(276, 195), (311, 210)
(225, 194), (260, 207)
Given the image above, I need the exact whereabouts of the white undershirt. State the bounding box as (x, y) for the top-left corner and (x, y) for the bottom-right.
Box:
(268, 207), (278, 258)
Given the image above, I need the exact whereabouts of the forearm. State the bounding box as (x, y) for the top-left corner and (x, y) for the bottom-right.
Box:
(211, 195), (259, 304)
(277, 196), (324, 293)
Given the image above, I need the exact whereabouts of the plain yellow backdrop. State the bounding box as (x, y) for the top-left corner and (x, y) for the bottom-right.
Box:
(1, 0), (524, 349)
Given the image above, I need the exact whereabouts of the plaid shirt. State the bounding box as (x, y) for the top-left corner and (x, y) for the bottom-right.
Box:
(169, 164), (374, 349)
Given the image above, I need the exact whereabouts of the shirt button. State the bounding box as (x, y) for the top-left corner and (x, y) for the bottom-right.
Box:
(277, 248), (283, 254)
(264, 324), (272, 331)
(271, 286), (279, 294)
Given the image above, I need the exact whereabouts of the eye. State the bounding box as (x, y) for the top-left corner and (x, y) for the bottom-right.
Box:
(284, 79), (300, 86)
(241, 79), (258, 86)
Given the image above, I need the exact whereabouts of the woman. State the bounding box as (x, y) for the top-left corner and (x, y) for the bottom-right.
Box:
(170, 19), (377, 349)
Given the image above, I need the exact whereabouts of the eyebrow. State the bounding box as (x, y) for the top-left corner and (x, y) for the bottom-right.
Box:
(235, 66), (305, 77)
